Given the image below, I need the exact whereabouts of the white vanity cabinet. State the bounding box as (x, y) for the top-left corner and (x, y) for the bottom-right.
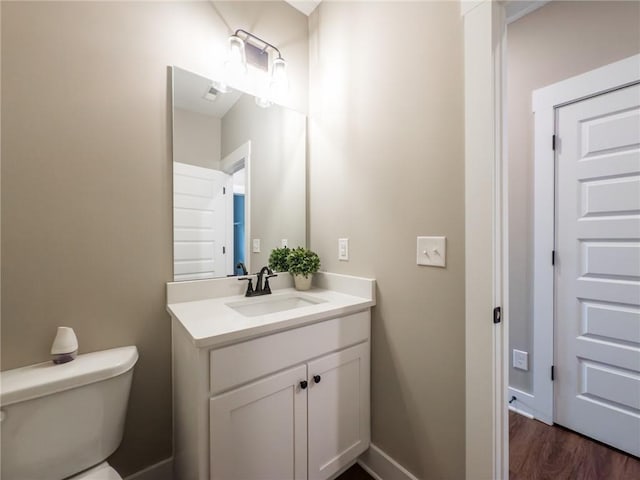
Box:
(209, 364), (308, 480)
(307, 342), (370, 480)
(172, 309), (371, 480)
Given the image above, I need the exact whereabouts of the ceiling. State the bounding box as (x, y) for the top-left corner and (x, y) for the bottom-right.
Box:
(173, 68), (243, 118)
(285, 1), (552, 22)
(505, 0), (551, 23)
(284, 1), (321, 16)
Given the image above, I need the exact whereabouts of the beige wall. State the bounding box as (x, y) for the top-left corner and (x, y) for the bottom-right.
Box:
(508, 0), (640, 393)
(308, 2), (465, 478)
(0, 1), (308, 475)
(174, 108), (222, 170)
(221, 94), (306, 269)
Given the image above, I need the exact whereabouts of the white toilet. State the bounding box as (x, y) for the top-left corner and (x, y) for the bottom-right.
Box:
(0, 346), (138, 480)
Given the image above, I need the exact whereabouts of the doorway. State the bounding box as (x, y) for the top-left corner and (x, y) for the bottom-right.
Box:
(505, 0), (640, 475)
(221, 141), (251, 275)
(233, 168), (246, 274)
(461, 1), (640, 476)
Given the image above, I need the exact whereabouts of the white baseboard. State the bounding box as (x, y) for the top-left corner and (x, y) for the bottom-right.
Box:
(358, 444), (418, 480)
(508, 386), (551, 423)
(124, 457), (173, 480)
(509, 405), (534, 419)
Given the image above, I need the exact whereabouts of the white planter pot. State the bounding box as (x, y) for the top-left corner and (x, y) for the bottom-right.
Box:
(293, 273), (312, 291)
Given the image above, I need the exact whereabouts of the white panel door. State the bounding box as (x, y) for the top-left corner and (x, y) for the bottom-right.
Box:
(173, 162), (232, 280)
(555, 83), (640, 456)
(307, 343), (370, 480)
(209, 364), (308, 480)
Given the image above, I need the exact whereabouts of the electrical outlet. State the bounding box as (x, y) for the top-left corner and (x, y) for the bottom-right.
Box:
(338, 238), (349, 261)
(252, 238), (261, 253)
(513, 349), (529, 371)
(281, 239), (288, 248)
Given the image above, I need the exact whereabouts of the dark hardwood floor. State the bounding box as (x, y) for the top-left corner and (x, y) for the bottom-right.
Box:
(338, 413), (640, 480)
(510, 411), (640, 479)
(336, 463), (374, 480)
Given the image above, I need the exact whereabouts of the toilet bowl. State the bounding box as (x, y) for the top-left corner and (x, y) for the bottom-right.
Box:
(0, 346), (138, 480)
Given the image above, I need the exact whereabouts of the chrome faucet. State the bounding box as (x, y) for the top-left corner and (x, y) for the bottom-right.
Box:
(238, 266), (277, 297)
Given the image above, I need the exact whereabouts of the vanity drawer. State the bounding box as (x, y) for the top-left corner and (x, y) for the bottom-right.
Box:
(209, 311), (370, 395)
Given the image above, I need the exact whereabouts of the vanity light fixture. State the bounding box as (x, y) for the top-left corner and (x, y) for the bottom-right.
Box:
(225, 34), (248, 80)
(224, 29), (289, 106)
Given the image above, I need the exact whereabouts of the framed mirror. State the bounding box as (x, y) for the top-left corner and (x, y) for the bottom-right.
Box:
(171, 66), (306, 281)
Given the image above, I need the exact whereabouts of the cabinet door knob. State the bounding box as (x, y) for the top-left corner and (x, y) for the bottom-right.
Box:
(313, 375), (321, 384)
(299, 380), (308, 390)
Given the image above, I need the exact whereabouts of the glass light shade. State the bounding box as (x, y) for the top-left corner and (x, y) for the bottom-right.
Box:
(270, 57), (289, 100)
(255, 96), (272, 108)
(225, 35), (247, 84)
(212, 80), (229, 94)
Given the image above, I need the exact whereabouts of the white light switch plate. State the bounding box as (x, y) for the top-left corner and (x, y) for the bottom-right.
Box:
(252, 238), (261, 253)
(281, 239), (288, 248)
(338, 238), (349, 261)
(417, 236), (446, 267)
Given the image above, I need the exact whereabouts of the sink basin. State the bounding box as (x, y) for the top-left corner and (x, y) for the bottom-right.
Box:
(226, 293), (327, 317)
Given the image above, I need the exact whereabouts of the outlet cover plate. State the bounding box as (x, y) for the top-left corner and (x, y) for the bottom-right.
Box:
(513, 349), (529, 371)
(417, 236), (446, 267)
(338, 238), (349, 261)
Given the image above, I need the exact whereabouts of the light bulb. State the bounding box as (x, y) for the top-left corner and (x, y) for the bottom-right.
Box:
(212, 80), (229, 94)
(270, 57), (289, 101)
(224, 35), (247, 86)
(255, 96), (272, 108)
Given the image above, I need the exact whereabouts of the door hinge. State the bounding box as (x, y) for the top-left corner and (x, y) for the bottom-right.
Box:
(552, 134), (556, 151)
(551, 365), (555, 381)
(223, 187), (226, 194)
(222, 246), (226, 254)
(493, 306), (502, 324)
(552, 250), (556, 265)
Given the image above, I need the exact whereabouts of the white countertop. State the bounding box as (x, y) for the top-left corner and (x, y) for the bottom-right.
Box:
(167, 273), (376, 349)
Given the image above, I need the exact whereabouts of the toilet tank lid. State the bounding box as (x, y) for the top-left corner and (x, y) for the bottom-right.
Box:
(0, 346), (138, 407)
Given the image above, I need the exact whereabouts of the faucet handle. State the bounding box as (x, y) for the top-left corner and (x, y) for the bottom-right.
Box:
(238, 277), (254, 296)
(263, 273), (277, 294)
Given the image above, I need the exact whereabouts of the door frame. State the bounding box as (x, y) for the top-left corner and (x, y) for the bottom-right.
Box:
(531, 54), (640, 425)
(462, 2), (508, 478)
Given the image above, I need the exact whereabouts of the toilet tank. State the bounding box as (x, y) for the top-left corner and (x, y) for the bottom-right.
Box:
(0, 346), (138, 480)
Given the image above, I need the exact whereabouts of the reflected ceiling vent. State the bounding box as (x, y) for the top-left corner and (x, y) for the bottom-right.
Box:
(203, 84), (222, 102)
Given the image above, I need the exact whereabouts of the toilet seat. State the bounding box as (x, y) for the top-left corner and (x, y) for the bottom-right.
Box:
(70, 462), (122, 480)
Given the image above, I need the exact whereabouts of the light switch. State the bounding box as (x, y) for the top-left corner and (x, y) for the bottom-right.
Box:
(417, 236), (446, 267)
(252, 238), (261, 253)
(338, 238), (349, 261)
(281, 239), (288, 248)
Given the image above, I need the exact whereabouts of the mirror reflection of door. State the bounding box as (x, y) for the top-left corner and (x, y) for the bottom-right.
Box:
(173, 162), (232, 281)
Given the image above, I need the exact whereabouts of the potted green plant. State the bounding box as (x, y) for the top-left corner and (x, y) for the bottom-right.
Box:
(268, 246), (291, 273)
(287, 247), (320, 291)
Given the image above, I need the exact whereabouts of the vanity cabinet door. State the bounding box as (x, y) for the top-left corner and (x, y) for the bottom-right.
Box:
(209, 364), (308, 480)
(307, 342), (371, 480)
